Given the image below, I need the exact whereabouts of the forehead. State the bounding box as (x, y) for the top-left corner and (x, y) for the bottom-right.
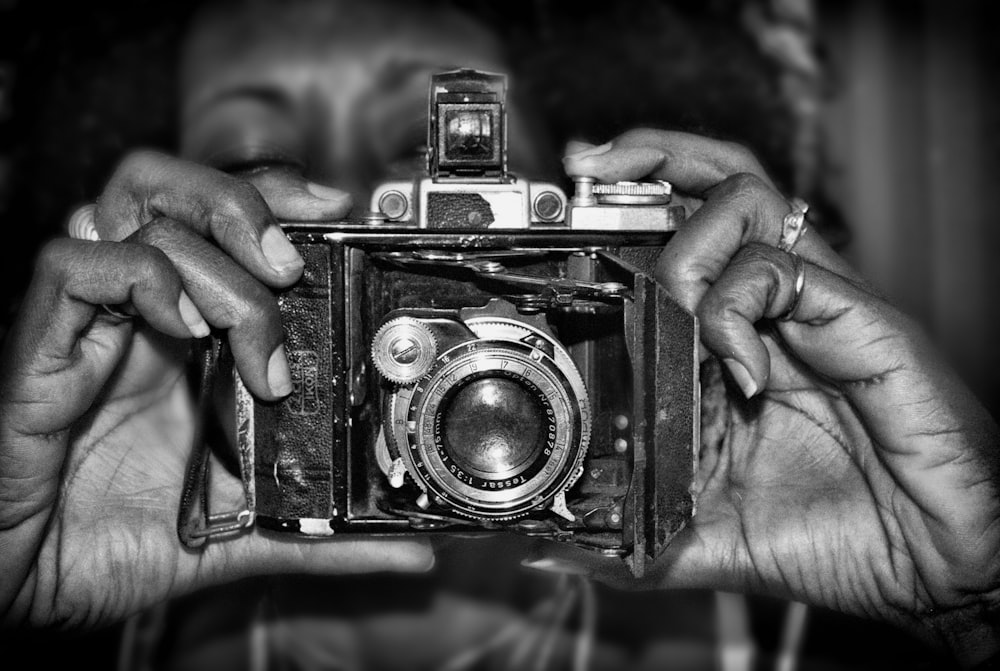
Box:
(180, 0), (504, 119)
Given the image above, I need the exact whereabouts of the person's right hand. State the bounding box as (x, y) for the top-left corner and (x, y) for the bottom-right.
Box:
(0, 152), (433, 629)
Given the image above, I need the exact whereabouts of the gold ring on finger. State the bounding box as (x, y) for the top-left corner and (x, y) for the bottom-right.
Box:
(100, 303), (133, 321)
(68, 203), (100, 241)
(778, 251), (806, 322)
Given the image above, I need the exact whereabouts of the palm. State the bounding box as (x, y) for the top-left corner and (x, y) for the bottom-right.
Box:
(689, 338), (1000, 628)
(40, 398), (194, 625)
(6, 304), (431, 629)
(20, 325), (234, 626)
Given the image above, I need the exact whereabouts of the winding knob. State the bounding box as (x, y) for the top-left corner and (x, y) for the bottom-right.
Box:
(371, 317), (438, 384)
(592, 180), (671, 205)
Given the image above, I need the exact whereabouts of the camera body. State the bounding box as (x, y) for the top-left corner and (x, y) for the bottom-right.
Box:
(232, 70), (699, 575)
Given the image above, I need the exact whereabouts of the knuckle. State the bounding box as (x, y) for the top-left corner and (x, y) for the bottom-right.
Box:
(717, 175), (787, 243)
(735, 242), (775, 266)
(654, 248), (691, 290)
(694, 294), (716, 322)
(130, 268), (159, 295)
(246, 288), (281, 325)
(217, 179), (268, 221)
(226, 283), (280, 330)
(698, 286), (745, 331)
(663, 263), (697, 292)
(616, 127), (662, 147)
(212, 179), (272, 242)
(115, 149), (168, 183)
(98, 151), (174, 235)
(720, 141), (762, 173)
(131, 216), (179, 248)
(696, 291), (732, 327)
(35, 239), (75, 279)
(722, 171), (767, 199)
(734, 243), (785, 286)
(121, 244), (176, 293)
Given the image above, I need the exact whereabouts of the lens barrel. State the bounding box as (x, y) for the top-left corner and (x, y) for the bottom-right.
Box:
(382, 315), (591, 522)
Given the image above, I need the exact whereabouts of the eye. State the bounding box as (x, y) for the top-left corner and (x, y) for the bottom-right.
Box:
(204, 142), (305, 174)
(363, 61), (443, 177)
(184, 89), (306, 173)
(371, 110), (429, 179)
(383, 142), (428, 179)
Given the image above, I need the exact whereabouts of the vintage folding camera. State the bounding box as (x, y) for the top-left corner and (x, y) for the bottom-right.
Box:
(225, 70), (698, 576)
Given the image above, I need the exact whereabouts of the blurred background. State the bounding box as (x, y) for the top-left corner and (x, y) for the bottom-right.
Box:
(0, 0), (997, 669)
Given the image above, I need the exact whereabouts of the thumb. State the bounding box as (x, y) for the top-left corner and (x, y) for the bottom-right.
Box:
(246, 167), (353, 222)
(563, 139), (601, 157)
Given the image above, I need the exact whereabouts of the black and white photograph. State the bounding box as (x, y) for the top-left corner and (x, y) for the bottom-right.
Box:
(0, 1), (998, 669)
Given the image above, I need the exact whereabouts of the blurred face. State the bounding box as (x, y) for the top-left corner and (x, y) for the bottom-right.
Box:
(180, 0), (546, 213)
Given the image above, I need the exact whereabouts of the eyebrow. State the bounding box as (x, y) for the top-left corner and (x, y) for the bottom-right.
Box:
(374, 58), (461, 92)
(186, 84), (299, 125)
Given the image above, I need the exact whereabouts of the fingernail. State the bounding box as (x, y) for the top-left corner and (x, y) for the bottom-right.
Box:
(261, 226), (304, 273)
(563, 141), (613, 161)
(178, 291), (210, 338)
(723, 358), (758, 398)
(564, 139), (596, 155)
(412, 543), (437, 572)
(268, 345), (294, 397)
(305, 181), (350, 201)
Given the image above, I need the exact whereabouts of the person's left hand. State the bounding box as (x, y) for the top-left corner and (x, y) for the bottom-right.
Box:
(554, 130), (1000, 666)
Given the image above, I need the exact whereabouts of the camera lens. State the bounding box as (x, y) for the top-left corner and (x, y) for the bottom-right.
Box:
(393, 333), (591, 520)
(440, 376), (547, 478)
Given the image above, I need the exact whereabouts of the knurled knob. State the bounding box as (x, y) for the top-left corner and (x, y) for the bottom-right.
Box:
(371, 317), (438, 384)
(592, 180), (672, 205)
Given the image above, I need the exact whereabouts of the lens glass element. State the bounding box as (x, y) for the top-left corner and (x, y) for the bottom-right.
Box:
(440, 375), (546, 478)
(444, 110), (493, 161)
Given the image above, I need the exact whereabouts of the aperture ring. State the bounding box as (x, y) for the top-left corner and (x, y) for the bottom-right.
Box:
(404, 340), (587, 520)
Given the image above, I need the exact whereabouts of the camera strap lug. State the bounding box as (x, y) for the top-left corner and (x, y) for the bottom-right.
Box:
(177, 338), (255, 548)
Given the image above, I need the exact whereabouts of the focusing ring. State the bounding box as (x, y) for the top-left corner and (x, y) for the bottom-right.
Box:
(401, 339), (590, 520)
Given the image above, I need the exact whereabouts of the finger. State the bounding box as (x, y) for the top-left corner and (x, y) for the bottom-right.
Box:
(71, 537), (434, 625)
(564, 139), (594, 156)
(696, 242), (885, 395)
(127, 219), (291, 401)
(13, 239), (198, 362)
(700, 243), (1000, 545)
(563, 128), (774, 195)
(522, 537), (698, 593)
(563, 139), (609, 159)
(560, 129), (862, 309)
(94, 150), (303, 286)
(243, 166), (353, 222)
(0, 239), (203, 441)
(655, 172), (862, 315)
(212, 537), (436, 581)
(697, 239), (991, 445)
(189, 459), (436, 579)
(0, 238), (202, 567)
(698, 242), (904, 397)
(695, 243), (809, 396)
